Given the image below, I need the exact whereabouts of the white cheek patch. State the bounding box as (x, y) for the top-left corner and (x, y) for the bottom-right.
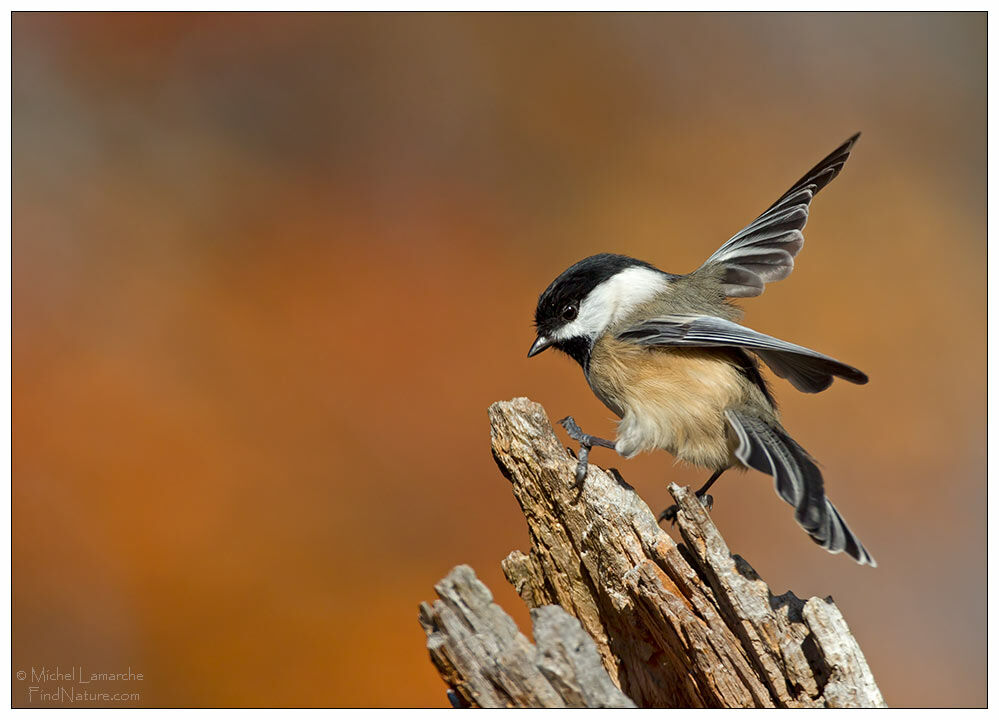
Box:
(552, 266), (669, 341)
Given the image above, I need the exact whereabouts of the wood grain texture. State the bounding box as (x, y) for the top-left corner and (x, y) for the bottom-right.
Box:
(417, 565), (635, 708)
(418, 397), (885, 708)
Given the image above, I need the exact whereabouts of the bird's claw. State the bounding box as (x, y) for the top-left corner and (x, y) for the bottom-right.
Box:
(559, 416), (586, 444)
(560, 416), (592, 489)
(658, 504), (679, 526)
(559, 416), (616, 492)
(559, 416), (616, 451)
(572, 444), (590, 488)
(658, 493), (714, 526)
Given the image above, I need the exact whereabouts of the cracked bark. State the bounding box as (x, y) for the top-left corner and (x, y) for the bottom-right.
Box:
(418, 397), (885, 708)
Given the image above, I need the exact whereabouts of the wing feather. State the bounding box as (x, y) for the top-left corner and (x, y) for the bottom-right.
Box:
(701, 133), (860, 298)
(617, 314), (867, 393)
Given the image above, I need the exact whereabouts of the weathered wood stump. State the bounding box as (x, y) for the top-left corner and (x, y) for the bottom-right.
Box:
(418, 397), (885, 708)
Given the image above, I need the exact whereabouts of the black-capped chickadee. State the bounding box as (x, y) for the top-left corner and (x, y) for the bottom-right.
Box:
(528, 134), (874, 566)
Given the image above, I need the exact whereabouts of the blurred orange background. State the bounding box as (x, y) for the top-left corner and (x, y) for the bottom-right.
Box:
(13, 12), (985, 708)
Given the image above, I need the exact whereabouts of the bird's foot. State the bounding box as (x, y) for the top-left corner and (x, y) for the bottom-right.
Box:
(570, 445), (590, 488)
(658, 493), (714, 526)
(558, 416), (616, 489)
(559, 416), (616, 449)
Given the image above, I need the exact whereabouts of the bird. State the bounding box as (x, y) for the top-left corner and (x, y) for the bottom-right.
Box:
(527, 134), (875, 566)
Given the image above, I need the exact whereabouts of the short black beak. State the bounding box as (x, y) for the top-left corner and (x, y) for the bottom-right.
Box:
(527, 335), (553, 358)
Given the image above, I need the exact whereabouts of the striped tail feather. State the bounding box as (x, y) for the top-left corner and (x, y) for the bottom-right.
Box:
(725, 408), (875, 566)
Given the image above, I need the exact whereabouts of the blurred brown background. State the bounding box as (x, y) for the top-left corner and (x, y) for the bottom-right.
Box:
(13, 12), (985, 708)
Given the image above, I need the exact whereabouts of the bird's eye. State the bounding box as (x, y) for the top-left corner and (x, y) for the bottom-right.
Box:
(561, 303), (578, 321)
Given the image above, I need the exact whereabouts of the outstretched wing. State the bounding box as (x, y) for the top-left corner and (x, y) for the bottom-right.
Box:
(701, 133), (860, 298)
(617, 314), (867, 393)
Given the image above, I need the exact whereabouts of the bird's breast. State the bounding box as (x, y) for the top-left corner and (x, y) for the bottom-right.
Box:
(587, 336), (744, 468)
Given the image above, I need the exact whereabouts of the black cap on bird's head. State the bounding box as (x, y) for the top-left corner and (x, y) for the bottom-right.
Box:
(528, 253), (668, 367)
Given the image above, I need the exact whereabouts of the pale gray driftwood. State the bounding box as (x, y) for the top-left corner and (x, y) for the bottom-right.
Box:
(418, 397), (885, 708)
